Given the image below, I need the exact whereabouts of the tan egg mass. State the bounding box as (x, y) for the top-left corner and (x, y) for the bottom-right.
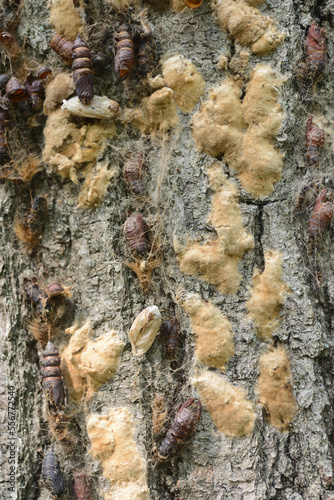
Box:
(192, 65), (285, 198)
(192, 370), (256, 437)
(257, 345), (297, 431)
(247, 249), (290, 341)
(122, 87), (179, 135)
(49, 0), (82, 40)
(211, 0), (284, 55)
(43, 108), (116, 184)
(175, 163), (254, 294)
(87, 408), (149, 495)
(76, 160), (117, 209)
(43, 73), (76, 115)
(162, 55), (205, 112)
(105, 484), (151, 500)
(61, 319), (124, 400)
(176, 290), (234, 370)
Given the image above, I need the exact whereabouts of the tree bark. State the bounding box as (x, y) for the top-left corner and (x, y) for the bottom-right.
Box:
(1, 0), (334, 498)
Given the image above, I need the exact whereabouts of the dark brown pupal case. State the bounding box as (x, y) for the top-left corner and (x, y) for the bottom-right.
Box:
(23, 275), (51, 318)
(136, 36), (156, 79)
(161, 318), (179, 360)
(123, 153), (144, 195)
(25, 77), (44, 112)
(49, 34), (74, 65)
(5, 77), (28, 102)
(124, 212), (149, 256)
(305, 22), (326, 83)
(72, 472), (92, 499)
(305, 116), (325, 166)
(42, 341), (65, 408)
(308, 189), (333, 239)
(37, 67), (52, 80)
(20, 195), (48, 250)
(48, 282), (66, 299)
(72, 34), (94, 104)
(42, 448), (65, 498)
(115, 24), (135, 82)
(157, 398), (201, 460)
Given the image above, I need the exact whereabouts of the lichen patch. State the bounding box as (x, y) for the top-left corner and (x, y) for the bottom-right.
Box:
(162, 55), (205, 112)
(122, 87), (179, 135)
(87, 408), (149, 496)
(192, 370), (256, 437)
(176, 290), (234, 371)
(192, 65), (284, 198)
(61, 319), (124, 400)
(175, 164), (254, 294)
(48, 0), (82, 40)
(257, 345), (297, 431)
(247, 250), (290, 341)
(211, 0), (285, 54)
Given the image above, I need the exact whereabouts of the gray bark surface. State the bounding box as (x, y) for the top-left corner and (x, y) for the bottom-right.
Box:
(1, 0), (334, 499)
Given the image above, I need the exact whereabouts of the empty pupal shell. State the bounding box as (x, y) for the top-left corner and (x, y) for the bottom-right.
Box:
(129, 305), (161, 356)
(185, 0), (202, 8)
(61, 95), (120, 119)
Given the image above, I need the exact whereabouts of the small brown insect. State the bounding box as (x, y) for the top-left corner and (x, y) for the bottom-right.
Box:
(15, 195), (48, 251)
(42, 340), (65, 408)
(42, 448), (65, 498)
(37, 67), (52, 80)
(161, 318), (179, 360)
(123, 153), (144, 195)
(25, 76), (44, 112)
(136, 36), (156, 79)
(185, 0), (202, 7)
(23, 276), (52, 319)
(305, 22), (326, 83)
(124, 212), (149, 256)
(152, 395), (168, 435)
(308, 188), (333, 238)
(0, 103), (9, 164)
(5, 77), (28, 102)
(156, 398), (201, 460)
(72, 472), (92, 500)
(115, 24), (135, 82)
(72, 34), (94, 104)
(305, 116), (325, 165)
(49, 34), (74, 65)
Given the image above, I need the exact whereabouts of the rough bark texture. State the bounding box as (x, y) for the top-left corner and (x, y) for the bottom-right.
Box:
(1, 0), (334, 499)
